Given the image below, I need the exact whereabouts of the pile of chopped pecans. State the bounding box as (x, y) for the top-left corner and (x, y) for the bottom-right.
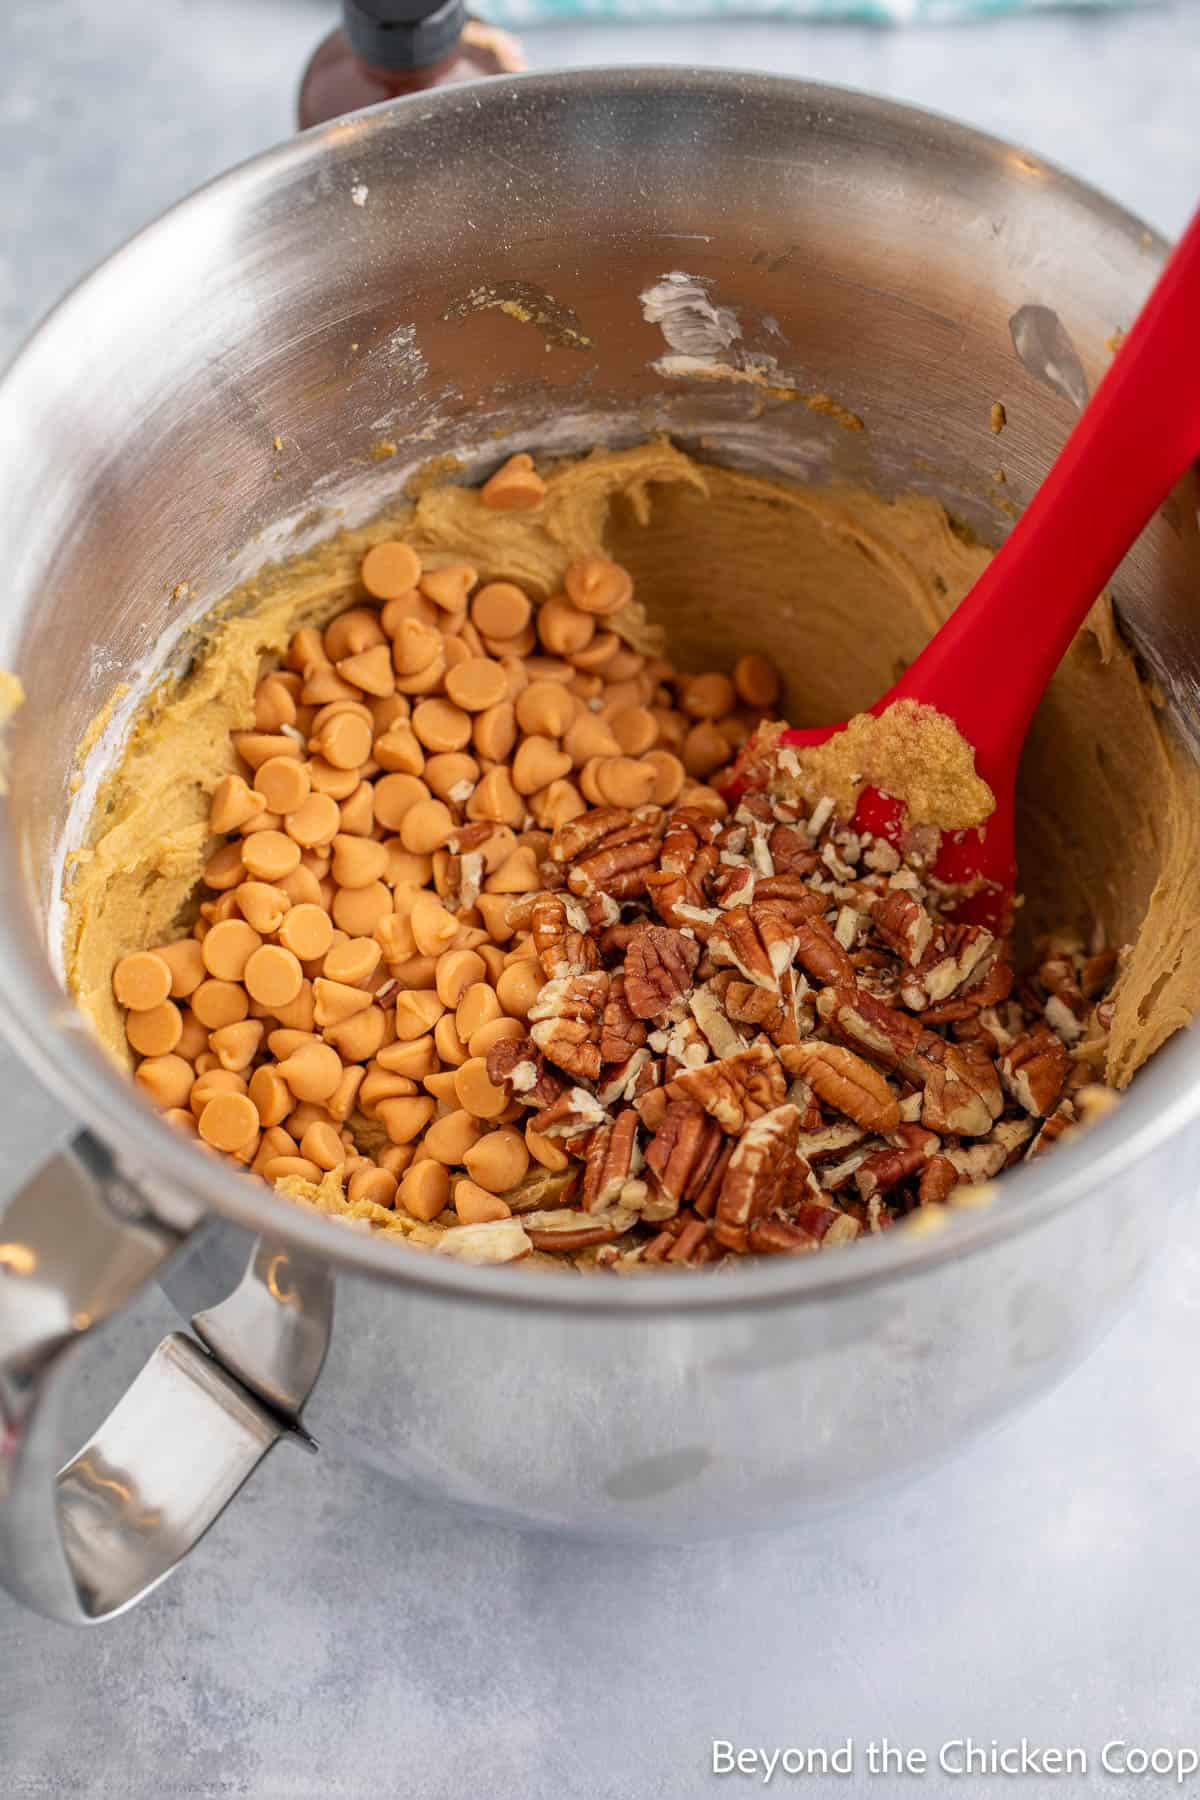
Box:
(477, 787), (1119, 1267)
(113, 459), (1118, 1271)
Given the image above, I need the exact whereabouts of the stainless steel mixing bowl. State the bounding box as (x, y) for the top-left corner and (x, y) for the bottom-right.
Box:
(1, 70), (1197, 1625)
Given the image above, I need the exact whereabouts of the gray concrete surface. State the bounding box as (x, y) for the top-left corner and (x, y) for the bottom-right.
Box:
(3, 3), (1200, 1796)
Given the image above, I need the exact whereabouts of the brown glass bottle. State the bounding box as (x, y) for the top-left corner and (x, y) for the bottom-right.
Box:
(298, 1), (525, 131)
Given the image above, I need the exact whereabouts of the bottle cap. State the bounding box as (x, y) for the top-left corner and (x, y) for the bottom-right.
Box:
(343, 0), (467, 70)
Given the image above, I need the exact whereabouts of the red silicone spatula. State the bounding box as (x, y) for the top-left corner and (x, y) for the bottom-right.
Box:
(732, 205), (1200, 931)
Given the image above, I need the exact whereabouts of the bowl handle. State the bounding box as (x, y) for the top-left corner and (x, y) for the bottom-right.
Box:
(0, 1132), (299, 1623)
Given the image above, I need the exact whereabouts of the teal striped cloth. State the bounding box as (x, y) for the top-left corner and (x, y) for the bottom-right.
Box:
(488, 1), (1138, 19)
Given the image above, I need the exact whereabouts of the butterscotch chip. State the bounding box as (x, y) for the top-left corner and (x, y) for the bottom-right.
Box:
(307, 757), (360, 800)
(174, 1008), (207, 1058)
(207, 1022), (261, 1075)
(362, 540), (421, 600)
(255, 675), (298, 732)
(424, 1107), (485, 1164)
(733, 652), (781, 708)
(263, 1155), (323, 1184)
(525, 1124), (568, 1173)
(454, 1056), (509, 1120)
(682, 720), (731, 779)
(682, 673), (736, 721)
(464, 1127), (529, 1194)
(279, 1041), (343, 1102)
(135, 1053), (195, 1111)
(483, 845), (541, 894)
(201, 918), (262, 982)
(235, 882), (290, 936)
(278, 903), (334, 961)
(470, 704), (516, 768)
(191, 979), (250, 1030)
(113, 950), (172, 1012)
(377, 1036), (437, 1078)
(324, 936), (381, 986)
(126, 1000), (183, 1058)
(479, 452), (546, 512)
(436, 948), (486, 1009)
(456, 981), (502, 1041)
(242, 830), (301, 881)
(336, 644), (395, 697)
(646, 750), (686, 805)
(398, 1159), (449, 1222)
(232, 731), (303, 770)
(466, 767), (523, 827)
(374, 723), (425, 775)
(399, 798), (455, 854)
(248, 1064), (293, 1128)
(332, 881), (393, 937)
(245, 944), (304, 1009)
(255, 756), (310, 815)
(312, 710), (372, 771)
(445, 657), (508, 713)
(373, 772), (429, 831)
(564, 557), (632, 616)
(424, 752), (479, 804)
(331, 834), (389, 889)
(595, 755), (656, 809)
(373, 1094), (436, 1146)
(210, 773), (261, 834)
(610, 705), (658, 756)
(313, 977), (373, 1026)
(419, 563), (476, 613)
(156, 939), (207, 1000)
(300, 1121), (346, 1171)
(472, 581), (532, 638)
(198, 1091), (260, 1153)
(454, 1180), (512, 1224)
(393, 989), (446, 1040)
(433, 1012), (468, 1067)
(537, 598), (594, 657)
(411, 697), (472, 754)
(348, 1166), (398, 1208)
(495, 959), (544, 1020)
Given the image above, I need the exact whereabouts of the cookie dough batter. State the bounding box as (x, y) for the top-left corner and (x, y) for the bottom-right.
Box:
(64, 440), (1200, 1089)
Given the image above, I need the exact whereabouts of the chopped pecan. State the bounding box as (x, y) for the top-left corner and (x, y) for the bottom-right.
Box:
(599, 974), (647, 1066)
(485, 1035), (565, 1110)
(667, 1043), (787, 1134)
(918, 1036), (999, 1138)
(1026, 1102), (1077, 1157)
(529, 1086), (609, 1139)
(625, 925), (702, 1019)
(767, 822), (820, 876)
(434, 1219), (533, 1263)
(899, 923), (996, 1011)
(581, 1108), (643, 1212)
(945, 1116), (1034, 1180)
(999, 1023), (1070, 1117)
(528, 971), (610, 1082)
(749, 1205), (860, 1254)
(552, 807), (665, 900)
(918, 1154), (960, 1206)
(646, 811), (722, 932)
(715, 1102), (815, 1247)
(712, 862), (756, 910)
(688, 984), (749, 1060)
(596, 1047), (652, 1109)
(792, 914), (857, 986)
(643, 1100), (726, 1205)
(818, 983), (923, 1069)
(854, 1123), (939, 1199)
(709, 904), (798, 992)
(780, 1041), (900, 1135)
(871, 889), (935, 966)
(919, 954), (1012, 1024)
(523, 1206), (635, 1253)
(531, 891), (601, 980)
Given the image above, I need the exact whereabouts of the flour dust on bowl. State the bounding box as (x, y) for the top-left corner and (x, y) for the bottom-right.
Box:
(0, 71), (1197, 1624)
